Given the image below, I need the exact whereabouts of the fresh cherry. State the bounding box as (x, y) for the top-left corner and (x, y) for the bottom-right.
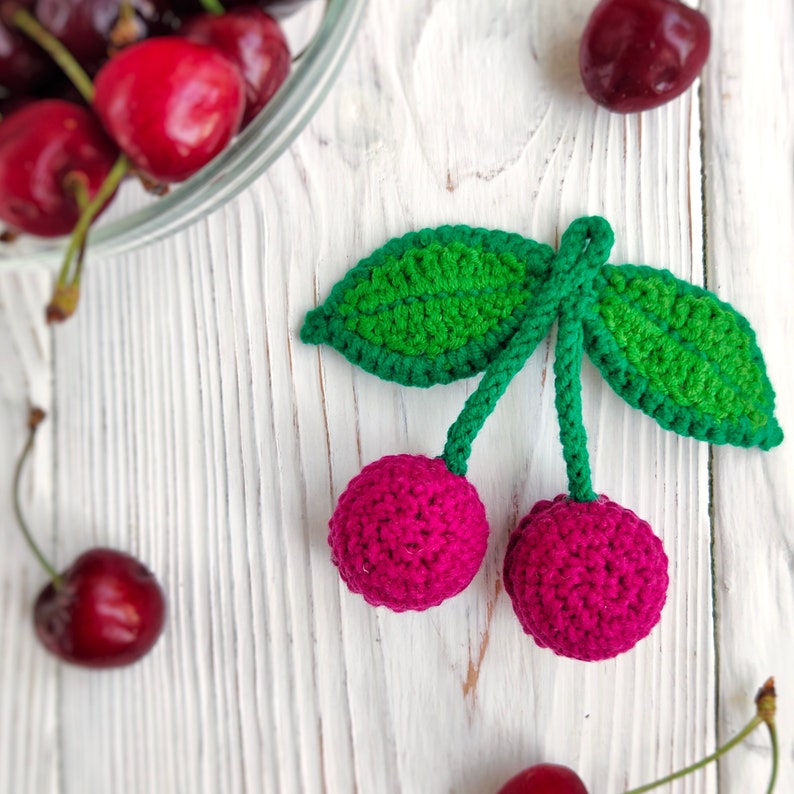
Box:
(0, 98), (120, 236)
(496, 763), (588, 794)
(0, 13), (55, 96)
(33, 0), (178, 72)
(180, 5), (290, 127)
(13, 408), (166, 668)
(92, 35), (245, 183)
(34, 548), (166, 668)
(579, 0), (711, 113)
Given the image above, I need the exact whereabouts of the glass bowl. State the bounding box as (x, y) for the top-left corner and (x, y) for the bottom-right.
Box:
(0, 0), (367, 267)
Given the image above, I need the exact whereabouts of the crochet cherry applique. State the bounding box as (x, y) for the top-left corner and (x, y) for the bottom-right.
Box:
(301, 216), (782, 661)
(328, 454), (489, 611)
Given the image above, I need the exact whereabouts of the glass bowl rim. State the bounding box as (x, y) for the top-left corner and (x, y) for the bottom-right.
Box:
(1, 0), (368, 268)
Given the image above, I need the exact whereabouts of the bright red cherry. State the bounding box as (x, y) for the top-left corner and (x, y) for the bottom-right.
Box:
(93, 36), (245, 183)
(180, 5), (290, 127)
(0, 99), (119, 236)
(34, 548), (166, 668)
(579, 0), (711, 113)
(496, 763), (589, 794)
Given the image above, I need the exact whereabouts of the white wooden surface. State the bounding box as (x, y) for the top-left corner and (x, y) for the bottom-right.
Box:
(1, 0), (793, 792)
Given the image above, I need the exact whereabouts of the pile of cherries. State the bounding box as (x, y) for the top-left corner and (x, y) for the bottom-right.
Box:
(0, 0), (310, 316)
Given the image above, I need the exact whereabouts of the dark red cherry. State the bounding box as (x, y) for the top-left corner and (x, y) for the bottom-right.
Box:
(579, 0), (711, 113)
(0, 99), (119, 236)
(34, 0), (178, 71)
(496, 764), (589, 794)
(93, 36), (245, 183)
(34, 548), (166, 668)
(180, 5), (290, 127)
(0, 15), (56, 96)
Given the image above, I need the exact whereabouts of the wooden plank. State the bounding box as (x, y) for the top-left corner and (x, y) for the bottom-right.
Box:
(0, 270), (58, 794)
(0, 0), (752, 791)
(702, 0), (794, 790)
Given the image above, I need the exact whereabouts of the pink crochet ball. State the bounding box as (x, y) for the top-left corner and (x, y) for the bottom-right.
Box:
(503, 494), (668, 661)
(328, 454), (490, 611)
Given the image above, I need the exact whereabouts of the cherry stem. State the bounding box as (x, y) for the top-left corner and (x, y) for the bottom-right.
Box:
(7, 6), (95, 103)
(441, 217), (613, 477)
(63, 172), (91, 214)
(12, 408), (63, 588)
(47, 154), (129, 322)
(198, 0), (225, 15)
(624, 678), (778, 794)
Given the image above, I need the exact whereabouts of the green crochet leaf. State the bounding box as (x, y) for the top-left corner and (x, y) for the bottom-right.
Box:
(301, 226), (555, 386)
(584, 264), (783, 449)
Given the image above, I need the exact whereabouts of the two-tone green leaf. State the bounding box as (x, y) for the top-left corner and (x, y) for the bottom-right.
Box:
(585, 264), (783, 449)
(300, 226), (555, 387)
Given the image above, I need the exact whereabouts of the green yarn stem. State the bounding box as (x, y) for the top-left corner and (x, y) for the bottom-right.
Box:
(442, 216), (614, 476)
(554, 296), (596, 502)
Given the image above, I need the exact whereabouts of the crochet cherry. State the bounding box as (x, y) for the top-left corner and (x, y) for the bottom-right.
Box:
(0, 99), (119, 237)
(304, 216), (781, 662)
(181, 5), (290, 127)
(496, 763), (588, 794)
(503, 495), (668, 661)
(13, 408), (166, 668)
(579, 0), (711, 113)
(93, 36), (245, 183)
(328, 454), (489, 611)
(34, 548), (166, 668)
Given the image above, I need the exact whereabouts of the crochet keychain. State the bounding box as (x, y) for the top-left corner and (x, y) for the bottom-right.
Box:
(300, 216), (783, 662)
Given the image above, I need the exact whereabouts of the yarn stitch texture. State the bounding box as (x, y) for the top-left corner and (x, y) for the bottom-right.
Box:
(503, 494), (669, 662)
(304, 216), (782, 660)
(328, 454), (489, 612)
(302, 216), (782, 463)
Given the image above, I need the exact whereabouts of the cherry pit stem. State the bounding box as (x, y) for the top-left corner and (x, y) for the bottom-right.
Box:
(198, 0), (225, 15)
(5, 5), (95, 102)
(47, 154), (130, 323)
(624, 678), (778, 794)
(12, 408), (63, 588)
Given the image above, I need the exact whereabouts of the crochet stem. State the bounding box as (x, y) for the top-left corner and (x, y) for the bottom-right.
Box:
(554, 297), (595, 502)
(442, 216), (614, 476)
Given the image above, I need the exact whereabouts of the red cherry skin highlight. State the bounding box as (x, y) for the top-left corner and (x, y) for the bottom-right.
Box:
(579, 0), (711, 113)
(496, 763), (589, 794)
(93, 36), (245, 183)
(181, 5), (290, 127)
(0, 99), (119, 236)
(33, 548), (166, 668)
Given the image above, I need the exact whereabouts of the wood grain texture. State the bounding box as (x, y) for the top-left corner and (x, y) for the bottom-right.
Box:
(0, 0), (790, 792)
(701, 0), (794, 790)
(0, 271), (57, 794)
